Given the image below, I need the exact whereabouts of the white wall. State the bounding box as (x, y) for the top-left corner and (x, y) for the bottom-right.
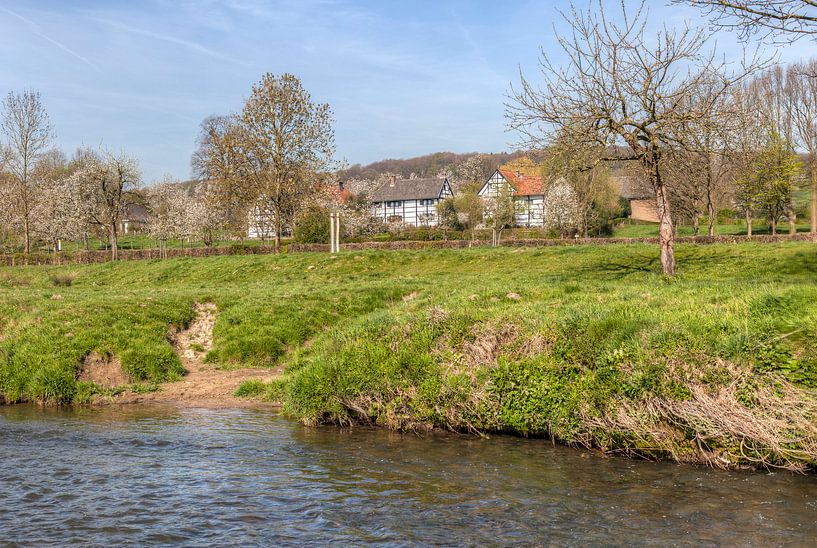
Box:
(372, 199), (442, 227)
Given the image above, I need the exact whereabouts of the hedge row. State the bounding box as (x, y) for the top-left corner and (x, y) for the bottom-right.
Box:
(287, 233), (817, 253)
(0, 244), (279, 267)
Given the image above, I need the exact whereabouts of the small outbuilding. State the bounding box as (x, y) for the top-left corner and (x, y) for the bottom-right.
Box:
(612, 175), (658, 222)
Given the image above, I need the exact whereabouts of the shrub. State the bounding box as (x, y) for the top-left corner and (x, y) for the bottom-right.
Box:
(50, 273), (76, 287)
(293, 204), (331, 244)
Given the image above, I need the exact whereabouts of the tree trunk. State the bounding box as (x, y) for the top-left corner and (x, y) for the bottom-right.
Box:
(770, 218), (777, 236)
(788, 204), (797, 235)
(746, 210), (753, 236)
(274, 217), (282, 252)
(110, 224), (119, 260)
(23, 217), (31, 254)
(651, 167), (675, 276)
(706, 155), (716, 237)
(707, 190), (716, 237)
(692, 215), (700, 236)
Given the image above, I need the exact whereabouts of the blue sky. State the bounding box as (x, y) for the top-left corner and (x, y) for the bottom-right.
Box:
(0, 1), (813, 182)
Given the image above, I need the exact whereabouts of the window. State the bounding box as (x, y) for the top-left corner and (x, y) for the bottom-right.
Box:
(386, 201), (402, 208)
(419, 199), (435, 206)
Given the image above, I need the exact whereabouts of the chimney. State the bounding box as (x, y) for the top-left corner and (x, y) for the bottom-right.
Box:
(389, 175), (396, 187)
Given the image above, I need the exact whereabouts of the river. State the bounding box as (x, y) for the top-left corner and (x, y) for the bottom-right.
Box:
(1, 405), (815, 545)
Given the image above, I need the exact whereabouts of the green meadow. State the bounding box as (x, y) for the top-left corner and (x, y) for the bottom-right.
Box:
(2, 242), (817, 469)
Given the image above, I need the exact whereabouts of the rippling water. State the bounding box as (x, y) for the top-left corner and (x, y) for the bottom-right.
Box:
(1, 405), (816, 545)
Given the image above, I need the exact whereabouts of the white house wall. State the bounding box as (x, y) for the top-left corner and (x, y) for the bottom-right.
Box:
(371, 199), (443, 227)
(514, 195), (546, 227)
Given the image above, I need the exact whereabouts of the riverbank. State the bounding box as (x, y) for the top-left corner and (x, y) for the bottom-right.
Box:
(1, 243), (816, 470)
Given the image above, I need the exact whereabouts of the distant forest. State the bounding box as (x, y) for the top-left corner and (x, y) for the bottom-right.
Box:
(338, 151), (529, 181)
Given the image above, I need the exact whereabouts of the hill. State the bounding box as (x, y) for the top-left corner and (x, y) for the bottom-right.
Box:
(339, 151), (528, 181)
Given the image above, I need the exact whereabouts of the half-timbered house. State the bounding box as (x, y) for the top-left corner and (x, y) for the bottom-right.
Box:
(370, 176), (454, 227)
(478, 169), (577, 228)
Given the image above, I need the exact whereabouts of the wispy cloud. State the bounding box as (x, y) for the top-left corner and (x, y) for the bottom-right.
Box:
(92, 16), (252, 68)
(0, 6), (99, 70)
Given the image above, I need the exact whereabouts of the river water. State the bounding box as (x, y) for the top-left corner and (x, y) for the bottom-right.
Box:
(1, 405), (815, 546)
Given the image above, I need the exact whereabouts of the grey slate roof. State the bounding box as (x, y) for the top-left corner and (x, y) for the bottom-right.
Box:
(123, 203), (150, 223)
(611, 175), (653, 200)
(370, 178), (448, 202)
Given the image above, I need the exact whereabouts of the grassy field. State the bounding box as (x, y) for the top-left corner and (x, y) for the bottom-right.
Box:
(2, 242), (817, 469)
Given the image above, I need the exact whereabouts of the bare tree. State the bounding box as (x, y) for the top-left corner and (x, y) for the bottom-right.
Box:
(1, 90), (52, 253)
(676, 1), (817, 42)
(507, 1), (761, 275)
(194, 74), (335, 250)
(788, 59), (817, 234)
(192, 115), (252, 238)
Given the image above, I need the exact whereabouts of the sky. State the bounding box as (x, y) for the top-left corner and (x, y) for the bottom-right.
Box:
(1, 0), (815, 183)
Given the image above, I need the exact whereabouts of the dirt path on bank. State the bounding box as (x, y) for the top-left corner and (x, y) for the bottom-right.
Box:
(112, 303), (281, 408)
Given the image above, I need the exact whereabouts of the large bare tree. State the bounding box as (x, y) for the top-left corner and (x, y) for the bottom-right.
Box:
(193, 74), (335, 250)
(507, 1), (761, 275)
(1, 90), (52, 253)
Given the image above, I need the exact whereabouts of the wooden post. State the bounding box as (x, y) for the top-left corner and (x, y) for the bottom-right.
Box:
(335, 212), (340, 253)
(329, 212), (336, 253)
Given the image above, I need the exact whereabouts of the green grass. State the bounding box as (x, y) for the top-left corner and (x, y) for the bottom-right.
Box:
(2, 242), (817, 469)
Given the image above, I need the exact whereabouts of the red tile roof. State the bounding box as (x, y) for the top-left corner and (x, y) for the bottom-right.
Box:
(498, 169), (545, 196)
(322, 184), (351, 204)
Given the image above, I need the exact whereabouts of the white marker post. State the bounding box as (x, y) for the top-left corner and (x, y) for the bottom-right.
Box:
(330, 212), (340, 253)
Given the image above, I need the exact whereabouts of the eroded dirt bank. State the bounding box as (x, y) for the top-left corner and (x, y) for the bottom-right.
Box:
(110, 303), (280, 408)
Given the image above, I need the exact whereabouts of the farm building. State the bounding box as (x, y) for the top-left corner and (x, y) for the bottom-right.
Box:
(477, 169), (576, 229)
(612, 175), (658, 222)
(370, 176), (454, 227)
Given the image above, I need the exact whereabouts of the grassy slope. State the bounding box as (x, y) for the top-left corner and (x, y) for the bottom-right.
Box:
(2, 243), (817, 469)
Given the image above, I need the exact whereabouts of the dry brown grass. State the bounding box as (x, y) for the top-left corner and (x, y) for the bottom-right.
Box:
(589, 362), (817, 472)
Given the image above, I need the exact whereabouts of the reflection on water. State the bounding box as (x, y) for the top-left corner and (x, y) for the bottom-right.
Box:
(1, 404), (816, 545)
